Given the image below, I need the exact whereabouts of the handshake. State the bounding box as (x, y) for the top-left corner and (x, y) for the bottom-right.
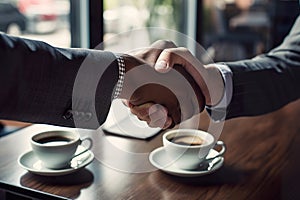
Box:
(118, 40), (225, 129)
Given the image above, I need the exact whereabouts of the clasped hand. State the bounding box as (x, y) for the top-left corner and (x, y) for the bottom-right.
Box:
(116, 40), (222, 129)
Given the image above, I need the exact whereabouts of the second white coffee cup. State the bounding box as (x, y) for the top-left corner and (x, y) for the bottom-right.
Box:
(163, 129), (226, 170)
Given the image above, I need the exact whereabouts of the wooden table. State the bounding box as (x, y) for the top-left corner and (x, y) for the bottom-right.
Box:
(1, 100), (300, 200)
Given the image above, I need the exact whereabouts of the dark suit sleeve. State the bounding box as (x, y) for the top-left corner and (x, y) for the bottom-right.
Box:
(225, 15), (300, 119)
(0, 33), (118, 129)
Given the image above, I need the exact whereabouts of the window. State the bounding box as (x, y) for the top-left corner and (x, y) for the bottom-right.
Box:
(1, 0), (71, 48)
(102, 0), (196, 52)
(200, 0), (299, 62)
(0, 0), (73, 130)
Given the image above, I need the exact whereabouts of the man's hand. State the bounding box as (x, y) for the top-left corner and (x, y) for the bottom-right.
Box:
(150, 46), (224, 106)
(123, 40), (177, 128)
(124, 40), (225, 129)
(118, 52), (205, 129)
(129, 40), (177, 66)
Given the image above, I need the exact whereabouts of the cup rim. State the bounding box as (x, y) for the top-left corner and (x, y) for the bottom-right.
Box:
(163, 129), (214, 148)
(31, 130), (79, 147)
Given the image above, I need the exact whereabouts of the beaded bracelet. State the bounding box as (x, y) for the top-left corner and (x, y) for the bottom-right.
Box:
(113, 54), (126, 99)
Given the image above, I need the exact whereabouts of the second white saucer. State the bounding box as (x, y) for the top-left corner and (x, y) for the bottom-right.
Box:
(149, 147), (224, 177)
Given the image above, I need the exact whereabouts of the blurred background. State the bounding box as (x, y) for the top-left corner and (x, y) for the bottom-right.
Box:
(1, 0), (299, 57)
(0, 0), (299, 135)
(0, 0), (70, 46)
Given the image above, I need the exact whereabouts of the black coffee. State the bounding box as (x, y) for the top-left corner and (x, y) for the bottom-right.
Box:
(36, 136), (73, 145)
(169, 135), (204, 146)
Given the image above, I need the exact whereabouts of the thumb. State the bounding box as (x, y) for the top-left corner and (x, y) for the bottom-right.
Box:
(154, 60), (170, 73)
(154, 48), (187, 73)
(154, 49), (174, 73)
(122, 99), (134, 108)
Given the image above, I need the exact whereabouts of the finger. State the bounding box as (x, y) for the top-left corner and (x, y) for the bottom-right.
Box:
(154, 47), (188, 73)
(148, 104), (168, 128)
(146, 116), (172, 129)
(162, 117), (173, 129)
(148, 116), (172, 129)
(130, 103), (172, 129)
(148, 105), (173, 129)
(169, 104), (182, 125)
(150, 40), (177, 49)
(128, 40), (177, 67)
(154, 47), (203, 74)
(130, 102), (155, 121)
(122, 99), (131, 107)
(149, 41), (177, 66)
(130, 104), (170, 129)
(153, 47), (208, 111)
(148, 115), (167, 129)
(154, 60), (170, 73)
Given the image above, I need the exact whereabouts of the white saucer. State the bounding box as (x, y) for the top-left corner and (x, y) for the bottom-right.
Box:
(18, 145), (94, 176)
(149, 147), (224, 177)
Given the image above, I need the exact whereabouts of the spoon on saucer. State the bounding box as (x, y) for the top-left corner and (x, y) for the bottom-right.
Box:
(197, 157), (222, 171)
(70, 152), (91, 169)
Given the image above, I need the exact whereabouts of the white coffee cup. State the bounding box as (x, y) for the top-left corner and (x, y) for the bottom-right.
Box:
(31, 130), (93, 169)
(163, 129), (226, 170)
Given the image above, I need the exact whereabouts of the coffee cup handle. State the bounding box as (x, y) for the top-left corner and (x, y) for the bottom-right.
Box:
(72, 137), (93, 158)
(205, 140), (226, 162)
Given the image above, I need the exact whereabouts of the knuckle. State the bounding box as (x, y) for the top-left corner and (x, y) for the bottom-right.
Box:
(163, 40), (176, 48)
(148, 121), (158, 128)
(162, 49), (174, 58)
(178, 47), (189, 54)
(156, 40), (175, 46)
(130, 108), (138, 116)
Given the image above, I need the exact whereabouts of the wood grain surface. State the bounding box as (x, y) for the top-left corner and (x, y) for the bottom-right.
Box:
(1, 100), (300, 200)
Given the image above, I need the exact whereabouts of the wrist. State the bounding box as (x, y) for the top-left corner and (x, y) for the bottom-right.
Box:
(205, 64), (233, 122)
(112, 54), (126, 99)
(116, 54), (144, 99)
(121, 54), (140, 72)
(203, 65), (225, 106)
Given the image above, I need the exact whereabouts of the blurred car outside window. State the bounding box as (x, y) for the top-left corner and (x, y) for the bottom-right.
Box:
(0, 2), (26, 35)
(18, 0), (58, 34)
(4, 0), (71, 48)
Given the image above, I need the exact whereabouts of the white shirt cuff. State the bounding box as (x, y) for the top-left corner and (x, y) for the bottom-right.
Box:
(205, 64), (233, 122)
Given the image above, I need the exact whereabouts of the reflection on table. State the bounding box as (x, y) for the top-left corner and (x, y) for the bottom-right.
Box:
(1, 100), (300, 199)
